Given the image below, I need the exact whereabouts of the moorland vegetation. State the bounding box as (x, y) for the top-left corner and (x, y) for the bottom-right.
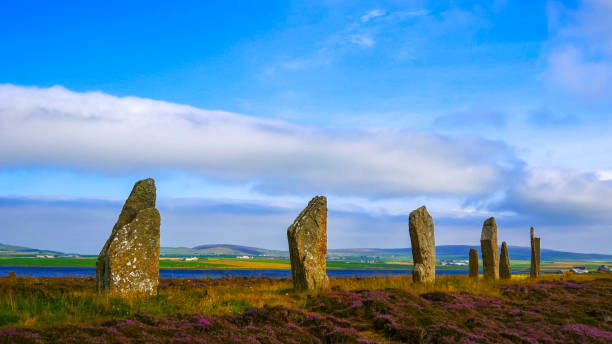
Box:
(0, 274), (611, 343)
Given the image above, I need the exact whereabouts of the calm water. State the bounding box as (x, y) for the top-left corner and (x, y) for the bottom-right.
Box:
(0, 266), (473, 278)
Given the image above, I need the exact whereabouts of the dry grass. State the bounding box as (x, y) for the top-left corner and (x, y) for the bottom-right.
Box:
(0, 272), (605, 330)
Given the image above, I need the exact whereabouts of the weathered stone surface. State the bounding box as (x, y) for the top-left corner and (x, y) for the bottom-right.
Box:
(469, 248), (479, 279)
(480, 217), (499, 280)
(500, 241), (511, 279)
(530, 227), (540, 278)
(96, 178), (160, 295)
(287, 196), (329, 291)
(409, 206), (436, 282)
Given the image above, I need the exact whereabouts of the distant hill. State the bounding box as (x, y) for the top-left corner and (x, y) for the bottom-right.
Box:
(2, 242), (611, 262)
(161, 244), (286, 258)
(421, 245), (612, 262)
(161, 244), (612, 262)
(0, 243), (64, 256)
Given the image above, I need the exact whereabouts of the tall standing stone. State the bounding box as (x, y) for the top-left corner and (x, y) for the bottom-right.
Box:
(96, 178), (160, 295)
(500, 241), (511, 279)
(530, 227), (541, 278)
(287, 196), (329, 291)
(469, 248), (479, 279)
(480, 217), (499, 280)
(409, 206), (436, 282)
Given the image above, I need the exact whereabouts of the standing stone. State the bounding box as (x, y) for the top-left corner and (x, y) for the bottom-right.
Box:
(530, 227), (541, 278)
(96, 178), (160, 295)
(469, 248), (479, 279)
(500, 242), (511, 279)
(480, 217), (499, 280)
(409, 206), (436, 282)
(287, 196), (329, 291)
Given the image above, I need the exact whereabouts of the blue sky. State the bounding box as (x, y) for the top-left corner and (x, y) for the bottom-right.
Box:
(1, 0), (611, 254)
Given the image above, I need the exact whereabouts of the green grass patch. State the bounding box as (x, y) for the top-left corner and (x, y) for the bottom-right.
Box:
(0, 257), (96, 267)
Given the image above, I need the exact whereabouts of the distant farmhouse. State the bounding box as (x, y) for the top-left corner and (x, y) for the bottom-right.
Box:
(570, 266), (589, 274)
(598, 265), (611, 273)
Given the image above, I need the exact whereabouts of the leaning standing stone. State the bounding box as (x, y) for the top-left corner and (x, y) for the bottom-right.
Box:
(530, 227), (541, 278)
(469, 248), (479, 279)
(480, 217), (499, 280)
(409, 206), (436, 282)
(499, 241), (511, 279)
(96, 178), (160, 295)
(287, 196), (329, 291)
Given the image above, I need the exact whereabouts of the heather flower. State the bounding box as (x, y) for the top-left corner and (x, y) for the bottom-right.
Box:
(193, 318), (212, 327)
(562, 324), (612, 340)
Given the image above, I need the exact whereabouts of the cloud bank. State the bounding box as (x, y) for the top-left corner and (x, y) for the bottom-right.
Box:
(493, 169), (612, 224)
(0, 84), (521, 198)
(2, 195), (611, 254)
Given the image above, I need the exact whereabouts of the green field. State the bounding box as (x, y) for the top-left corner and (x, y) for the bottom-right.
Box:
(0, 257), (608, 271)
(0, 257), (416, 269)
(0, 257), (96, 267)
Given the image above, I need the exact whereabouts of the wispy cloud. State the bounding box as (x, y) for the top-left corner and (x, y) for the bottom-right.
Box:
(361, 9), (386, 23)
(277, 7), (431, 70)
(395, 10), (429, 18)
(348, 34), (375, 47)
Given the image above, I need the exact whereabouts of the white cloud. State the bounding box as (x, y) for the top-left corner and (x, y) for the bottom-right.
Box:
(348, 34), (375, 47)
(495, 168), (612, 223)
(361, 9), (386, 23)
(597, 170), (612, 181)
(0, 84), (521, 198)
(543, 0), (612, 100)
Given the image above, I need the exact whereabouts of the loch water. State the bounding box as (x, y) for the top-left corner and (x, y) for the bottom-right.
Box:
(0, 266), (474, 278)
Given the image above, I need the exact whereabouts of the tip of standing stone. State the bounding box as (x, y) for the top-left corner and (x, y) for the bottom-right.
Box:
(309, 195), (326, 204)
(412, 205), (427, 213)
(481, 217), (497, 240)
(135, 178), (155, 187)
(302, 196), (327, 213)
(128, 178), (157, 204)
(409, 205), (430, 220)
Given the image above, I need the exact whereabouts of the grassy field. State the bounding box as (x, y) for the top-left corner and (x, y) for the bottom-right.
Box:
(0, 257), (411, 269)
(0, 274), (611, 343)
(0, 257), (96, 267)
(0, 272), (588, 328)
(1, 256), (609, 274)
